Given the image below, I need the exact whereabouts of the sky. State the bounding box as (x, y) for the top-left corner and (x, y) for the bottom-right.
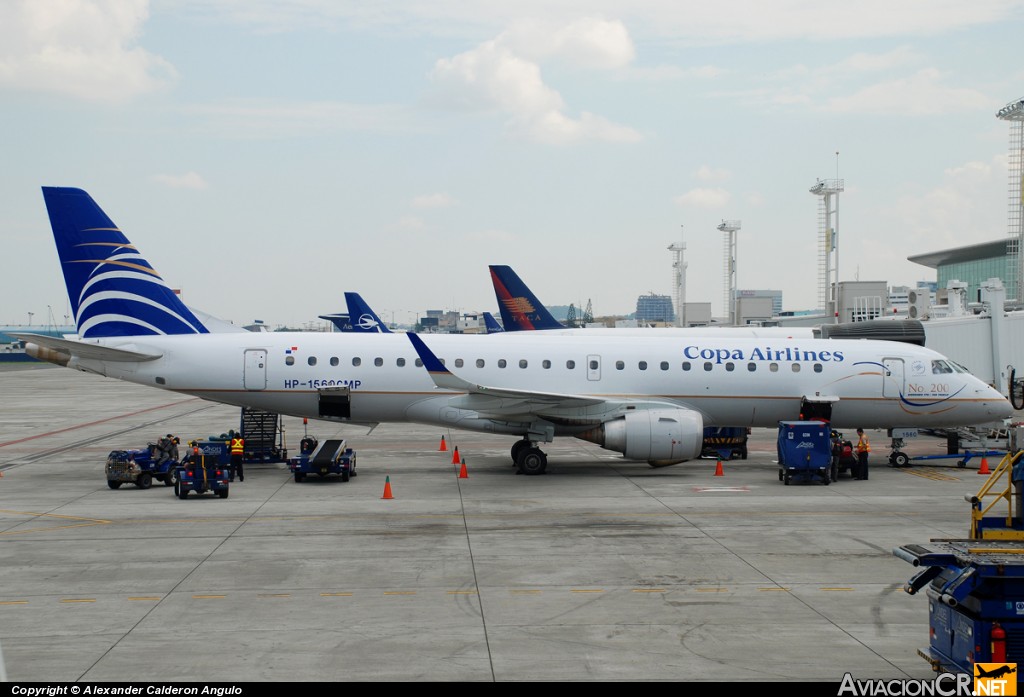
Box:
(2, 0), (1023, 330)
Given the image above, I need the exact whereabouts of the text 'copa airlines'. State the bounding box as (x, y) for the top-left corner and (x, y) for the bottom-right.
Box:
(683, 345), (844, 363)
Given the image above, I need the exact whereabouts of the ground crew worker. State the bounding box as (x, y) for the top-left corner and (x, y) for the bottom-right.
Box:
(855, 428), (870, 480)
(230, 432), (245, 482)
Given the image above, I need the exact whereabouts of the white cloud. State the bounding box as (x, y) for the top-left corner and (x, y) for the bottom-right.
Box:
(674, 188), (731, 208)
(411, 193), (457, 209)
(822, 69), (996, 115)
(428, 20), (641, 145)
(152, 172), (208, 190)
(696, 165), (731, 182)
(0, 0), (177, 102)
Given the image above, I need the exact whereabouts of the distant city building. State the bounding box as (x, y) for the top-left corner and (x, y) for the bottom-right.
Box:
(635, 293), (675, 324)
(735, 290), (783, 317)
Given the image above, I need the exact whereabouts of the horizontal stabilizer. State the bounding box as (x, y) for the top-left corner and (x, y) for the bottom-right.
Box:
(10, 332), (163, 362)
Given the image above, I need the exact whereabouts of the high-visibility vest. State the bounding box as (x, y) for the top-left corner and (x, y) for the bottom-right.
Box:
(230, 437), (244, 455)
(856, 435), (870, 453)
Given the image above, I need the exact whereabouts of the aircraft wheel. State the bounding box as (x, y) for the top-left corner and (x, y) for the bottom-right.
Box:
(892, 452), (910, 468)
(517, 447), (547, 475)
(510, 439), (530, 465)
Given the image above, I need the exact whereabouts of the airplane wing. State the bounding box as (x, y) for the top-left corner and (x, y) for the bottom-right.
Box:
(408, 332), (624, 416)
(10, 332), (163, 362)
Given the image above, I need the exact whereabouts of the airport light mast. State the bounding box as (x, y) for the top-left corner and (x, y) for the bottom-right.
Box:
(809, 177), (843, 322)
(669, 226), (687, 327)
(998, 97), (1024, 302)
(717, 220), (741, 326)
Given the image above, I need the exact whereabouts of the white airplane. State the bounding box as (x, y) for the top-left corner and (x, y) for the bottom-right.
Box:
(16, 187), (1012, 475)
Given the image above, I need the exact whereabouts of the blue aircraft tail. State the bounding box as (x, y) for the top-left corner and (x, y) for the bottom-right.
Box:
(344, 292), (392, 333)
(483, 312), (504, 333)
(41, 187), (210, 338)
(488, 265), (566, 331)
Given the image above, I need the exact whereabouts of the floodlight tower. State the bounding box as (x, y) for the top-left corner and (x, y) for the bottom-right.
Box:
(809, 178), (844, 322)
(998, 96), (1024, 302)
(717, 220), (741, 326)
(668, 226), (687, 327)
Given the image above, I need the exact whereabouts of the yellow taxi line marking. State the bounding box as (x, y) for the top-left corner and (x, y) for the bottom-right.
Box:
(632, 589), (666, 593)
(570, 589), (603, 593)
(383, 591), (416, 596)
(60, 599), (95, 603)
(0, 601), (28, 605)
(821, 587), (854, 592)
(192, 595), (226, 599)
(128, 597), (162, 601)
(320, 593), (353, 597)
(257, 594), (291, 598)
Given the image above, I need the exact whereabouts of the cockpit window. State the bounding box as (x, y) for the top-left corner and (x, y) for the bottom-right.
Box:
(931, 360), (956, 374)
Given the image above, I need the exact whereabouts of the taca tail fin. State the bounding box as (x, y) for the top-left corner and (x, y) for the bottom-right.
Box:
(41, 187), (210, 338)
(488, 265), (566, 331)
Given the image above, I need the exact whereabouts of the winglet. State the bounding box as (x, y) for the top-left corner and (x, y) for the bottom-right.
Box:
(488, 265), (566, 331)
(406, 333), (472, 391)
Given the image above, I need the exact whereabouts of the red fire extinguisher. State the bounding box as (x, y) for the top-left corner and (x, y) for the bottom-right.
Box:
(991, 622), (1007, 663)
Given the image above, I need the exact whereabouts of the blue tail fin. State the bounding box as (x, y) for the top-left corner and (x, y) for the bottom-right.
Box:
(488, 265), (566, 331)
(42, 187), (209, 338)
(483, 312), (504, 333)
(344, 292), (392, 333)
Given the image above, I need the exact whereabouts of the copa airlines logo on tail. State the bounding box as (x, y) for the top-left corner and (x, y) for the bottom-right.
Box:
(66, 238), (208, 338)
(683, 345), (846, 364)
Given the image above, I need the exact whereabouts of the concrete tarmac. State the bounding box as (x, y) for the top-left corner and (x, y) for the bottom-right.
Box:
(0, 363), (1001, 683)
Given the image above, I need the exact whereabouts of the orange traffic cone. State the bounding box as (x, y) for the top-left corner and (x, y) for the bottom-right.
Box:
(451, 446), (460, 465)
(459, 459), (468, 479)
(714, 460), (724, 476)
(381, 475), (394, 499)
(438, 435), (447, 452)
(978, 456), (991, 475)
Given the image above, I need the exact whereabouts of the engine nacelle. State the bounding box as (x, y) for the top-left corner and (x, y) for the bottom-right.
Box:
(576, 409), (704, 467)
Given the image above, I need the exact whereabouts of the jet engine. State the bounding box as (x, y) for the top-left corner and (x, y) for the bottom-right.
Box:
(576, 408), (704, 467)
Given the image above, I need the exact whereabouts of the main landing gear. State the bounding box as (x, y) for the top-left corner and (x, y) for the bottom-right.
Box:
(510, 438), (548, 476)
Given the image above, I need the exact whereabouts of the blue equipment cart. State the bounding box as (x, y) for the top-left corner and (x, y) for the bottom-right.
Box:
(777, 420), (833, 485)
(174, 454), (229, 499)
(894, 539), (1024, 673)
(288, 437), (357, 483)
(105, 444), (178, 490)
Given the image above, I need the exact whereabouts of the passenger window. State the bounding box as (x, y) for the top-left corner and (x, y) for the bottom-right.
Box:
(660, 362), (669, 371)
(308, 357), (317, 366)
(352, 357), (361, 367)
(567, 360), (576, 369)
(682, 362), (691, 371)
(543, 360), (551, 369)
(638, 361), (647, 371)
(375, 357), (383, 367)
(703, 362), (713, 371)
(725, 362), (734, 372)
(589, 360), (598, 370)
(747, 363), (756, 372)
(455, 359), (464, 368)
(791, 363), (800, 372)
(498, 359), (507, 368)
(813, 363), (822, 373)
(415, 358), (423, 367)
(397, 357), (406, 367)
(769, 362), (778, 372)
(476, 359), (485, 368)
(439, 358), (445, 366)
(519, 359), (528, 368)
(285, 356), (295, 366)
(330, 357), (339, 367)
(616, 361), (625, 370)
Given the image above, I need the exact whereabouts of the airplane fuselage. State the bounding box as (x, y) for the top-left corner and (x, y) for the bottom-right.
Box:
(58, 331), (1010, 436)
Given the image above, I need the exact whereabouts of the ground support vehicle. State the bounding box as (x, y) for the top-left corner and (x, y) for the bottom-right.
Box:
(830, 430), (858, 479)
(701, 426), (749, 460)
(288, 438), (357, 483)
(895, 539), (1024, 673)
(777, 421), (832, 485)
(105, 447), (178, 490)
(174, 457), (229, 499)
